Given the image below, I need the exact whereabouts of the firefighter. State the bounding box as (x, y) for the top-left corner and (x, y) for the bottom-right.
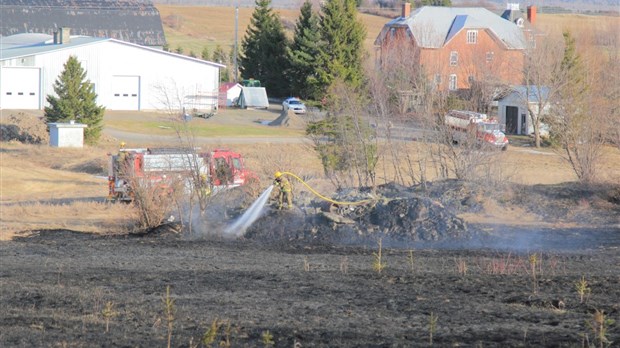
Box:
(273, 171), (293, 210)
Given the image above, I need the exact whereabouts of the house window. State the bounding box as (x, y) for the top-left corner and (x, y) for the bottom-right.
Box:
(467, 30), (478, 44)
(450, 51), (458, 66)
(449, 74), (457, 91)
(486, 51), (494, 62)
(390, 27), (396, 38)
(468, 75), (475, 84)
(434, 74), (441, 85)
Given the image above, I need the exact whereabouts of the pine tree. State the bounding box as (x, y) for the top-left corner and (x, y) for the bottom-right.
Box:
(44, 56), (104, 145)
(201, 46), (211, 61)
(421, 0), (451, 6)
(212, 44), (228, 65)
(317, 0), (366, 97)
(240, 0), (290, 97)
(213, 44), (230, 82)
(287, 0), (323, 99)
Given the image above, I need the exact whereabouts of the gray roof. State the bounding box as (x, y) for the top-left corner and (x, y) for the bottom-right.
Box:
(0, 34), (108, 58)
(510, 85), (550, 101)
(375, 6), (526, 50)
(0, 0), (165, 47)
(0, 33), (225, 68)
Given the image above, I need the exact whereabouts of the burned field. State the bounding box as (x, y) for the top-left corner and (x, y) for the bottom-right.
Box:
(1, 182), (619, 347)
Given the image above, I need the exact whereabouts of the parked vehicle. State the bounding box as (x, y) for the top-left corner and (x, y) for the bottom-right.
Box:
(282, 97), (307, 114)
(108, 147), (254, 201)
(445, 110), (509, 150)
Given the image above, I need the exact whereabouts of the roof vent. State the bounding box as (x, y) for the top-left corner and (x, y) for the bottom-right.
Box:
(53, 27), (71, 45)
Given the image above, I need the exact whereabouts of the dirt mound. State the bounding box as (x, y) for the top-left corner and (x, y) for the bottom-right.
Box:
(0, 112), (49, 144)
(244, 183), (471, 246)
(268, 109), (306, 129)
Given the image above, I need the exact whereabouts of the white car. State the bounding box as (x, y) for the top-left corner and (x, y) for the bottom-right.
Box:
(282, 97), (307, 114)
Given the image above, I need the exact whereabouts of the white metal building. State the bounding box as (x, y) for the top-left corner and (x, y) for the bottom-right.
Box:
(0, 32), (225, 111)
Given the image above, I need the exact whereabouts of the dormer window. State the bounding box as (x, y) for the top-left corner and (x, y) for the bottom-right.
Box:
(467, 30), (478, 44)
(516, 18), (524, 27)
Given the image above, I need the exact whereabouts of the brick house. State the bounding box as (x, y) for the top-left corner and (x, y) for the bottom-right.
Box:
(374, 4), (536, 92)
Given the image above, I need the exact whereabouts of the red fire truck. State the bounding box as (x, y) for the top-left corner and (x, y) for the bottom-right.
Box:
(445, 110), (509, 150)
(108, 147), (254, 201)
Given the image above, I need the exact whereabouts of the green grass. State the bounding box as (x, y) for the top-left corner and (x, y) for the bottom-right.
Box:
(105, 118), (303, 138)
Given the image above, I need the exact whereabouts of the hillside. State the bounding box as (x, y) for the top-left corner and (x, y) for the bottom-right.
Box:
(156, 5), (388, 56)
(156, 4), (619, 63)
(153, 1), (620, 13)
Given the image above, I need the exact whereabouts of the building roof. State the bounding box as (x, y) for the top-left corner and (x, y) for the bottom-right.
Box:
(510, 85), (550, 101)
(375, 6), (526, 50)
(0, 33), (226, 68)
(0, 0), (165, 47)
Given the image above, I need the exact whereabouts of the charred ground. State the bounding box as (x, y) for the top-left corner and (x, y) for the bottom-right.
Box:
(1, 180), (619, 347)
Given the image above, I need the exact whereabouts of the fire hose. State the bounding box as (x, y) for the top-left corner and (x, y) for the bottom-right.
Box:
(275, 171), (376, 206)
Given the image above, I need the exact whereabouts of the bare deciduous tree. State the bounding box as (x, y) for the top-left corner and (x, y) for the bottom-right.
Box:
(307, 79), (378, 190)
(520, 33), (565, 148)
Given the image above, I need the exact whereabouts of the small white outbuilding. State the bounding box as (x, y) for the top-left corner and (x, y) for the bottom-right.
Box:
(48, 120), (87, 148)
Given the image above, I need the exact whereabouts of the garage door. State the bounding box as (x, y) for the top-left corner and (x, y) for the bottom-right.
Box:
(109, 75), (140, 110)
(0, 67), (41, 109)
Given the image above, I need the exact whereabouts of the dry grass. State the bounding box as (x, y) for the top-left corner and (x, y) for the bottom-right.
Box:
(156, 5), (395, 60)
(0, 201), (136, 240)
(3, 129), (619, 240)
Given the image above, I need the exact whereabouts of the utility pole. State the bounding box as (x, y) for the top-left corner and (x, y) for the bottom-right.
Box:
(233, 5), (239, 83)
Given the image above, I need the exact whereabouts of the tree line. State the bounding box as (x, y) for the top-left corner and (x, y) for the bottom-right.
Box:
(239, 0), (366, 100)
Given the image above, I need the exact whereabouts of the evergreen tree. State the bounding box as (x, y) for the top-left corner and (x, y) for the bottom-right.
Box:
(213, 44), (230, 82)
(287, 0), (323, 99)
(229, 45), (240, 82)
(420, 0), (451, 6)
(240, 0), (290, 97)
(559, 31), (586, 94)
(44, 56), (104, 145)
(316, 0), (366, 97)
(212, 44), (228, 65)
(201, 46), (211, 61)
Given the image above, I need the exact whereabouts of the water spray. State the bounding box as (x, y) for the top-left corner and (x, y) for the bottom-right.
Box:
(224, 185), (274, 237)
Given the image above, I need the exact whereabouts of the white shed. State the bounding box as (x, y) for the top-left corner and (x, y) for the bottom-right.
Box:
(219, 82), (243, 107)
(0, 32), (225, 112)
(497, 86), (550, 135)
(49, 120), (87, 148)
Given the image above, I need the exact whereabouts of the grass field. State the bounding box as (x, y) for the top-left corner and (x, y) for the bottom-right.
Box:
(156, 5), (394, 58)
(104, 110), (305, 138)
(156, 5), (619, 62)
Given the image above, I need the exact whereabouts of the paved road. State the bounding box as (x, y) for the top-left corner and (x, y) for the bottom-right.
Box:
(103, 128), (312, 145)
